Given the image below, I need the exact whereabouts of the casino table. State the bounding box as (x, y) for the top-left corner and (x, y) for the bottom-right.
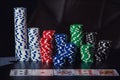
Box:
(0, 57), (120, 80)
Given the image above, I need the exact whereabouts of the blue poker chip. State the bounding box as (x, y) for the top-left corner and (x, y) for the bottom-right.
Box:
(64, 43), (77, 64)
(53, 55), (65, 68)
(55, 34), (68, 56)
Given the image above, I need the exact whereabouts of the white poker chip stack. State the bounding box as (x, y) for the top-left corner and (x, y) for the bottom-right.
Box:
(28, 28), (41, 62)
(14, 7), (30, 61)
(16, 49), (30, 61)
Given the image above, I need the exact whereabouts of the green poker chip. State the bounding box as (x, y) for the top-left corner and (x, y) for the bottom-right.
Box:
(70, 24), (83, 47)
(80, 44), (93, 63)
(70, 24), (83, 29)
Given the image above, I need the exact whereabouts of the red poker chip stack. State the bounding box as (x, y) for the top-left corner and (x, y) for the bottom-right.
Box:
(40, 30), (55, 64)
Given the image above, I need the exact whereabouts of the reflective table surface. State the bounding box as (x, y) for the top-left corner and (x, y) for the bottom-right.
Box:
(0, 57), (120, 80)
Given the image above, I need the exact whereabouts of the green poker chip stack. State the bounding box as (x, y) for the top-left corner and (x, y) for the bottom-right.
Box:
(80, 44), (93, 63)
(70, 24), (84, 47)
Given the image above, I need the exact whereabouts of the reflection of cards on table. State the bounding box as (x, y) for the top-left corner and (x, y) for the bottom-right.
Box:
(98, 69), (119, 76)
(10, 69), (53, 76)
(75, 69), (93, 76)
(38, 69), (53, 76)
(75, 69), (119, 76)
(54, 69), (74, 76)
(10, 69), (119, 76)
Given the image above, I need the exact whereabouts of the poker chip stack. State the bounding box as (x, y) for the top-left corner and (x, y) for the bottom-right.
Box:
(40, 30), (55, 64)
(85, 32), (97, 47)
(14, 7), (30, 61)
(53, 34), (67, 68)
(64, 43), (77, 64)
(70, 24), (84, 48)
(28, 28), (41, 62)
(80, 44), (93, 63)
(85, 32), (97, 59)
(54, 34), (67, 56)
(95, 40), (112, 62)
(54, 34), (78, 68)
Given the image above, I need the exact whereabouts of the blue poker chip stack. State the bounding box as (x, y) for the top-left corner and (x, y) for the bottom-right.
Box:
(64, 43), (77, 64)
(28, 28), (41, 62)
(54, 34), (67, 68)
(54, 34), (77, 68)
(14, 7), (30, 61)
(54, 34), (67, 56)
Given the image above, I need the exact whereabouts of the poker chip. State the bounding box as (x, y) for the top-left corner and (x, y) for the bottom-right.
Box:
(28, 28), (40, 49)
(43, 30), (55, 39)
(28, 28), (41, 62)
(85, 32), (97, 55)
(70, 24), (84, 47)
(95, 40), (112, 62)
(14, 8), (113, 64)
(30, 48), (41, 62)
(64, 43), (77, 64)
(40, 30), (55, 64)
(85, 32), (97, 47)
(54, 34), (67, 56)
(41, 56), (53, 64)
(53, 55), (66, 68)
(16, 49), (30, 61)
(80, 44), (93, 63)
(14, 7), (27, 49)
(54, 34), (78, 68)
(53, 42), (77, 68)
(14, 7), (28, 60)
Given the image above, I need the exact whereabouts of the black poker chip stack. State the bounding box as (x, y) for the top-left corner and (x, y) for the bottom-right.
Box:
(95, 40), (112, 62)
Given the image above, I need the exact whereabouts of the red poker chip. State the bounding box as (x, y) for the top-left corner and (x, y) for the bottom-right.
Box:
(43, 30), (55, 36)
(40, 38), (52, 44)
(40, 44), (52, 47)
(43, 30), (55, 39)
(40, 52), (53, 56)
(40, 43), (53, 48)
(40, 49), (51, 54)
(41, 56), (53, 63)
(40, 52), (52, 56)
(40, 49), (53, 55)
(40, 47), (53, 53)
(42, 45), (53, 50)
(41, 54), (52, 58)
(46, 58), (53, 63)
(41, 52), (52, 57)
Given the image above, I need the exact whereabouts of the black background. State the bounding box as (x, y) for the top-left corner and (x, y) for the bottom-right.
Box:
(0, 0), (120, 64)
